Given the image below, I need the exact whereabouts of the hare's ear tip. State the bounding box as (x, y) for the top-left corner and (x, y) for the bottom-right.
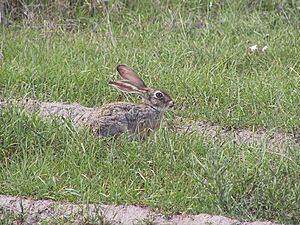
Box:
(117, 64), (128, 69)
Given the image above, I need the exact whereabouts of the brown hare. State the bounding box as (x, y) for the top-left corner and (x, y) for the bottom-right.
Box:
(87, 64), (175, 138)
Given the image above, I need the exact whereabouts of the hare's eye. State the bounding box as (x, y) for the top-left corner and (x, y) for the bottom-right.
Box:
(155, 92), (163, 99)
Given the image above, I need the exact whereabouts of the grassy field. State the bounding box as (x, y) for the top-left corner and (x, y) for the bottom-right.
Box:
(0, 0), (300, 223)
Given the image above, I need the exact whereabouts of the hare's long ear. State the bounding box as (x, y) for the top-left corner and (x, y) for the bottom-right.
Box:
(109, 80), (146, 95)
(117, 64), (146, 88)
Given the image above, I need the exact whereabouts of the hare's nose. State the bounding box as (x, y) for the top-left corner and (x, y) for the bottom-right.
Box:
(169, 101), (175, 108)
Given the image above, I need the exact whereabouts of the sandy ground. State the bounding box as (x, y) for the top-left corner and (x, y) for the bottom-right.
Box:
(0, 195), (287, 225)
(172, 116), (299, 149)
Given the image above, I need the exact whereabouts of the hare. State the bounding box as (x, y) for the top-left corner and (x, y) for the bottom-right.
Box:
(86, 64), (175, 138)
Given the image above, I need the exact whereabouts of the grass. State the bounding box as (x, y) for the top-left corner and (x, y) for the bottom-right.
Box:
(0, 0), (300, 224)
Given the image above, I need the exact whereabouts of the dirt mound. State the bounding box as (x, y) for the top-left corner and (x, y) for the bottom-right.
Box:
(1, 99), (299, 148)
(0, 195), (285, 225)
(172, 117), (299, 149)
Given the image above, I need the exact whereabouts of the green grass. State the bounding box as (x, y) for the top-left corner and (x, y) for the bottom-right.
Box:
(0, 110), (299, 223)
(0, 0), (300, 224)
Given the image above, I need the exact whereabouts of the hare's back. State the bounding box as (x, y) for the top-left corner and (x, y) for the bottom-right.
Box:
(95, 102), (137, 116)
(87, 102), (162, 137)
(95, 102), (161, 120)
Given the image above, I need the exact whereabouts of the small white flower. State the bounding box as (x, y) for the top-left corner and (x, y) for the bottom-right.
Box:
(261, 46), (268, 52)
(248, 45), (257, 53)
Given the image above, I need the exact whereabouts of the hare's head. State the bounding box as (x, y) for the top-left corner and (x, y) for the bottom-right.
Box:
(109, 64), (174, 112)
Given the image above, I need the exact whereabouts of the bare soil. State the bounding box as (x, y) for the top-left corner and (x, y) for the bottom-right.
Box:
(172, 116), (299, 149)
(0, 195), (286, 225)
